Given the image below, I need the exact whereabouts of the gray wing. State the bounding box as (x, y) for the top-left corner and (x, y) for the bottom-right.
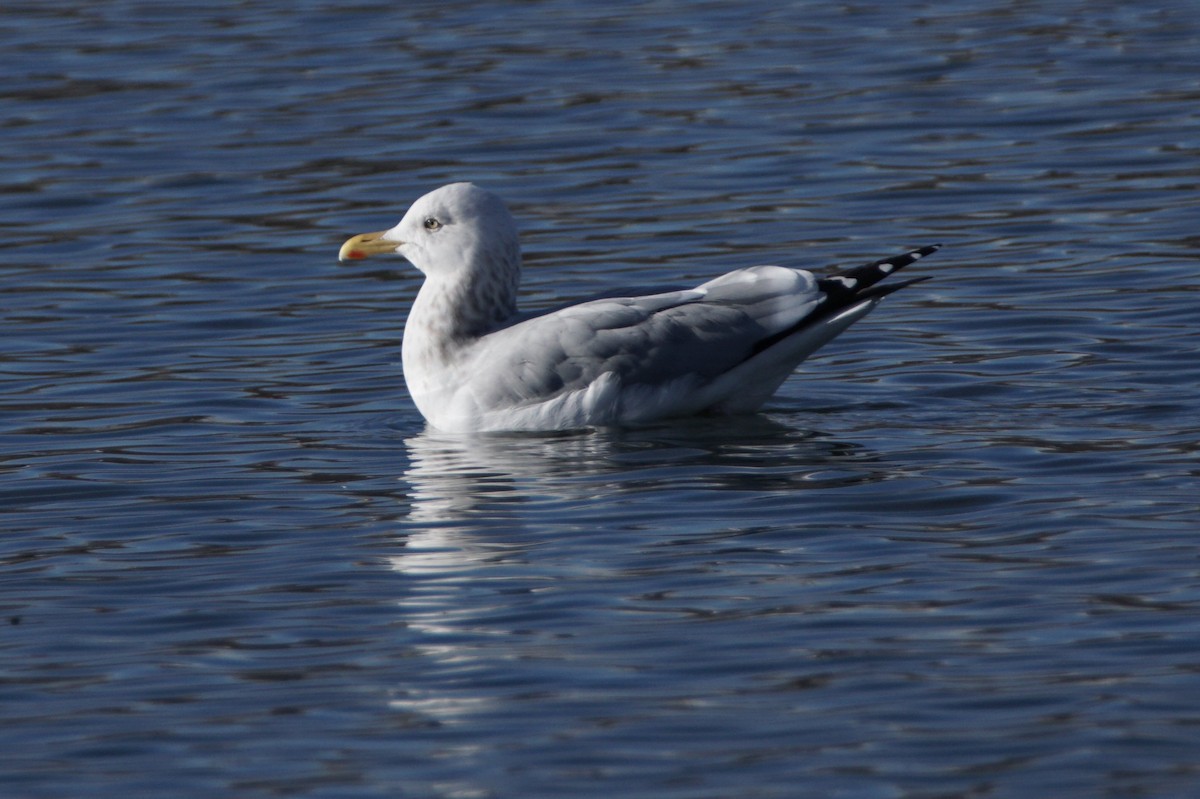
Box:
(467, 265), (823, 406)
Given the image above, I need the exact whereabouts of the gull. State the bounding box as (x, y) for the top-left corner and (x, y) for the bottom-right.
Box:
(339, 182), (937, 433)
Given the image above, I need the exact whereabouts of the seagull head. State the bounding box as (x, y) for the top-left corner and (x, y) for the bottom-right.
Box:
(338, 182), (520, 280)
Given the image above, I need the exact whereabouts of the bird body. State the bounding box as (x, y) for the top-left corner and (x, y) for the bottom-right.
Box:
(340, 183), (936, 433)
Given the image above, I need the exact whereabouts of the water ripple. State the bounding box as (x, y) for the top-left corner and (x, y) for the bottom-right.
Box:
(3, 1), (1200, 797)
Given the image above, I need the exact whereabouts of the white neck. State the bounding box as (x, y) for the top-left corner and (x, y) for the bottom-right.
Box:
(400, 248), (521, 417)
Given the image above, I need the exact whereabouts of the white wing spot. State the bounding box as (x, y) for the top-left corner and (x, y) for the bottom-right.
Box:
(877, 262), (895, 273)
(909, 251), (923, 260)
(828, 276), (858, 288)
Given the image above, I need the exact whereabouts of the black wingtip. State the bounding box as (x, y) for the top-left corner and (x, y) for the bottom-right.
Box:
(744, 246), (939, 360)
(817, 243), (941, 303)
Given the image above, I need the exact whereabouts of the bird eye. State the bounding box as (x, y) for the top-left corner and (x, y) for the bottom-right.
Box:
(423, 217), (442, 231)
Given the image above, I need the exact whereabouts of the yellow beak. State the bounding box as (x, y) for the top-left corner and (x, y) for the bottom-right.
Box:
(338, 231), (399, 262)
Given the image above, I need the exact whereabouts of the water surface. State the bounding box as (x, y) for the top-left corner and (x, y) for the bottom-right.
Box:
(3, 2), (1200, 797)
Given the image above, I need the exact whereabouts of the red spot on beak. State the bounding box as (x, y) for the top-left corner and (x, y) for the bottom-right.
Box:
(346, 250), (366, 259)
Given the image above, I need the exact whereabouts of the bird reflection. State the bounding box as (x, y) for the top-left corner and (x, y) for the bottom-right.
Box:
(385, 429), (621, 724)
(384, 417), (891, 725)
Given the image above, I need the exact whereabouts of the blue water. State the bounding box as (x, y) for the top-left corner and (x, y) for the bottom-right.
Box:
(3, 2), (1200, 797)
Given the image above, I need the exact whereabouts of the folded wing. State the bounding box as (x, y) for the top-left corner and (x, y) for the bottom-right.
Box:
(465, 245), (938, 419)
